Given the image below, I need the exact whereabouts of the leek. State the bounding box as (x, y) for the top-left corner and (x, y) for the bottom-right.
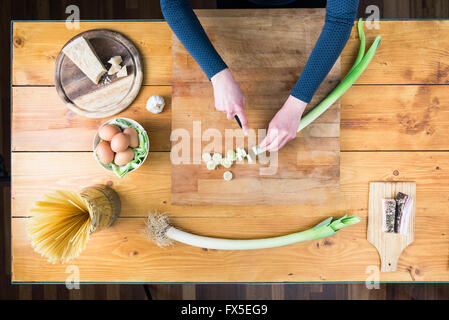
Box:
(297, 19), (381, 133)
(145, 214), (360, 250)
(347, 18), (366, 76)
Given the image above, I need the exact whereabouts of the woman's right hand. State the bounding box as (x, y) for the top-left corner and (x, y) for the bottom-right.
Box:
(211, 68), (249, 135)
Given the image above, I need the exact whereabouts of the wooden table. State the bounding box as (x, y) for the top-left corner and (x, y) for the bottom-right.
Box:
(11, 14), (449, 283)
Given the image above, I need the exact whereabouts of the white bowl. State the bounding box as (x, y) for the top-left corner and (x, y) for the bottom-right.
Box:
(93, 117), (150, 176)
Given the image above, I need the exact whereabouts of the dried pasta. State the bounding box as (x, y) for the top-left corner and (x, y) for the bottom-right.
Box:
(27, 190), (93, 264)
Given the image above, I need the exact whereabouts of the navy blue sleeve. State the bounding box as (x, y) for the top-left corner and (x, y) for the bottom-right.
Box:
(161, 0), (358, 103)
(161, 0), (228, 79)
(292, 0), (359, 103)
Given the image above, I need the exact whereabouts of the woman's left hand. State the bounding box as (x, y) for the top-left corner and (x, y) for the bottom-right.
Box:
(259, 95), (307, 152)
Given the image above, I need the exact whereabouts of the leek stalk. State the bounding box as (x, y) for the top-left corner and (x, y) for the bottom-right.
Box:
(298, 19), (381, 133)
(145, 214), (360, 250)
(347, 18), (366, 76)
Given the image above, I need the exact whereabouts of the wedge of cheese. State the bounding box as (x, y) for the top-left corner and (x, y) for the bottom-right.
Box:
(108, 56), (122, 66)
(108, 64), (122, 75)
(62, 37), (107, 84)
(116, 65), (128, 78)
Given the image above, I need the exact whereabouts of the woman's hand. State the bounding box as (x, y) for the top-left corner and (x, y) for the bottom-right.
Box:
(259, 95), (307, 152)
(211, 68), (249, 134)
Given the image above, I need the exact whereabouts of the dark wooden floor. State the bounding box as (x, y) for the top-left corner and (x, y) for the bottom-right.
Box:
(1, 0), (449, 300)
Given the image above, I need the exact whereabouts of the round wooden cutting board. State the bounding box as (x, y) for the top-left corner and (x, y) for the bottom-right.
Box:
(55, 29), (143, 118)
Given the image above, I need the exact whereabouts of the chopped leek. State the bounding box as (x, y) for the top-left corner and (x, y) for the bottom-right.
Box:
(223, 171), (233, 181)
(212, 153), (222, 163)
(206, 161), (216, 170)
(252, 145), (262, 156)
(226, 150), (236, 161)
(202, 153), (212, 162)
(236, 148), (247, 158)
(221, 159), (233, 168)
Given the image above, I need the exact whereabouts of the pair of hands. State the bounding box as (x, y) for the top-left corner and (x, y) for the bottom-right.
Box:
(211, 68), (307, 152)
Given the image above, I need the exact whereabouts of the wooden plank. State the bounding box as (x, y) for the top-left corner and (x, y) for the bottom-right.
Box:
(341, 85), (449, 150)
(0, 85), (2, 158)
(10, 152), (346, 218)
(383, 0), (410, 18)
(12, 152), (449, 219)
(342, 20), (449, 84)
(12, 214), (449, 282)
(12, 152), (170, 217)
(11, 21), (449, 153)
(12, 86), (172, 152)
(12, 84), (449, 152)
(194, 8), (325, 18)
(409, 0), (449, 19)
(12, 21), (171, 85)
(340, 151), (449, 216)
(12, 20), (449, 86)
(172, 9), (341, 205)
(1, 186), (11, 280)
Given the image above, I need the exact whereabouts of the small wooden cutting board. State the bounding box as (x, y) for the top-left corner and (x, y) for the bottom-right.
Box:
(55, 29), (143, 118)
(368, 182), (416, 272)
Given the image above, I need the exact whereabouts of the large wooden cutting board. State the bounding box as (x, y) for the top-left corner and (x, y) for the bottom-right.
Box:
(171, 9), (341, 205)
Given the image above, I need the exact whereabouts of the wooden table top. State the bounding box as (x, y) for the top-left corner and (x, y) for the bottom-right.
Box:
(11, 13), (449, 283)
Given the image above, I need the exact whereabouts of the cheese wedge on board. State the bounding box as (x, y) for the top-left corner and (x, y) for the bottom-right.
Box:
(108, 64), (122, 75)
(116, 65), (128, 78)
(108, 56), (122, 66)
(62, 37), (107, 84)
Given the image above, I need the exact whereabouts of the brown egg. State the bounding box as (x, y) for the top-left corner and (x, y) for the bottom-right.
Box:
(123, 128), (139, 148)
(110, 133), (130, 152)
(98, 124), (121, 141)
(96, 141), (114, 165)
(114, 148), (135, 166)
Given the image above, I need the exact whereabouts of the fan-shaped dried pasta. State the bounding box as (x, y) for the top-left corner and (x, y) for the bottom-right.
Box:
(27, 190), (93, 264)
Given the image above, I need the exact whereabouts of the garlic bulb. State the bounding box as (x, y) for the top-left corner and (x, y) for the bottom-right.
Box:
(146, 95), (165, 114)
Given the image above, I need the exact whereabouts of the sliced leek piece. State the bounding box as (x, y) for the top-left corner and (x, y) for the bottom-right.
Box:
(221, 159), (232, 168)
(202, 153), (212, 162)
(247, 147), (258, 163)
(212, 153), (222, 163)
(206, 161), (216, 170)
(236, 148), (246, 161)
(252, 145), (262, 155)
(223, 171), (233, 181)
(226, 150), (236, 161)
(236, 148), (247, 158)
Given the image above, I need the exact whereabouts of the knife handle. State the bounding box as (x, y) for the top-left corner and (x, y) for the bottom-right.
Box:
(234, 115), (242, 128)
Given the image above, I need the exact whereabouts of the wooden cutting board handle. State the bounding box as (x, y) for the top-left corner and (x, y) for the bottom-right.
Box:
(367, 182), (416, 272)
(378, 233), (407, 272)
